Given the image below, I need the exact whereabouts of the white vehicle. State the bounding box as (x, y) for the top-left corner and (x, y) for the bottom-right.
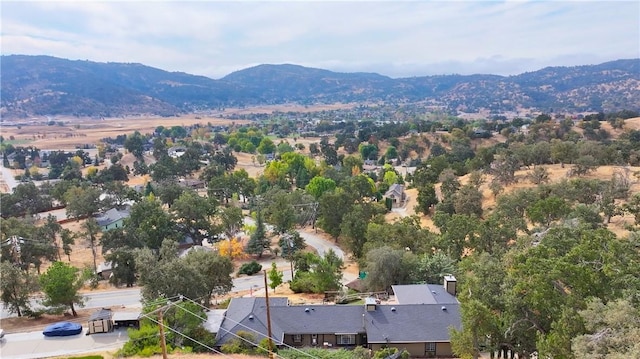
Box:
(0, 328), (5, 339)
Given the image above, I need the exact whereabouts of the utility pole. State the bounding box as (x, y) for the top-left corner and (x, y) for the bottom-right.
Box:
(263, 270), (274, 359)
(158, 309), (168, 359)
(144, 300), (178, 359)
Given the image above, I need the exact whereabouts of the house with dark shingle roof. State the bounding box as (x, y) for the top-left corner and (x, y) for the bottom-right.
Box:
(215, 279), (461, 357)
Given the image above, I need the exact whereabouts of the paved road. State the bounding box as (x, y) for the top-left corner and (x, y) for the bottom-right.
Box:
(0, 227), (355, 358)
(0, 165), (19, 192)
(1, 227), (350, 319)
(299, 228), (344, 259)
(0, 328), (129, 359)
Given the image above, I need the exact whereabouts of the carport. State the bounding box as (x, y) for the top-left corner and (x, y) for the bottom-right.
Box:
(113, 310), (141, 329)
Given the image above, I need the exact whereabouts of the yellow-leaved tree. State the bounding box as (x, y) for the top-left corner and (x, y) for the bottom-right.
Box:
(218, 238), (247, 260)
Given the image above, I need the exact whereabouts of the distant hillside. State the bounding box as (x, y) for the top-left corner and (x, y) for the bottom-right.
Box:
(1, 55), (639, 118)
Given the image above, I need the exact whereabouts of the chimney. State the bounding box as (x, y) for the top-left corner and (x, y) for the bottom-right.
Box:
(365, 297), (377, 311)
(444, 275), (457, 296)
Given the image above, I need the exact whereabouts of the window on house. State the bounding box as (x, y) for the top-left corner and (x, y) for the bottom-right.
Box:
(426, 342), (436, 353)
(336, 334), (356, 345)
(293, 334), (302, 343)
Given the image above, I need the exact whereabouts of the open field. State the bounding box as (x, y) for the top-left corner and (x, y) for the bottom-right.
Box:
(1, 114), (250, 150)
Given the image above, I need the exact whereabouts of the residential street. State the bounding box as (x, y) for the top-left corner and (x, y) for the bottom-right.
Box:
(0, 164), (19, 192)
(1, 227), (355, 319)
(0, 328), (129, 359)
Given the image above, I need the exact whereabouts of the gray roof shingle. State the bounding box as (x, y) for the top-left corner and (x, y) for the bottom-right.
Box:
(365, 304), (461, 343)
(216, 297), (288, 345)
(270, 305), (365, 335)
(95, 208), (130, 227)
(216, 284), (461, 347)
(392, 284), (459, 305)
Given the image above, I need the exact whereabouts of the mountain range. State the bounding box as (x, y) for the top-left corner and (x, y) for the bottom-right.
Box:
(1, 55), (639, 119)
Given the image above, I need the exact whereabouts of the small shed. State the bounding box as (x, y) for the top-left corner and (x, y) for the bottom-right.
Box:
(87, 308), (113, 334)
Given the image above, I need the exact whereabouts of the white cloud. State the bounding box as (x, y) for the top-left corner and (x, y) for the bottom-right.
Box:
(1, 0), (638, 79)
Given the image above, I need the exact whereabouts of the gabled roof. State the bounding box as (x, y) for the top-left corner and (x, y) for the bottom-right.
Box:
(216, 284), (461, 346)
(270, 305), (365, 335)
(365, 304), (461, 343)
(95, 207), (130, 227)
(384, 184), (404, 198)
(89, 308), (113, 321)
(97, 261), (113, 273)
(216, 297), (289, 345)
(392, 284), (459, 305)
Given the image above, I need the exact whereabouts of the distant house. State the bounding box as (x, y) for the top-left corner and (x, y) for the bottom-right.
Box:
(215, 279), (461, 358)
(96, 261), (113, 280)
(179, 178), (206, 190)
(384, 184), (406, 208)
(168, 146), (186, 158)
(95, 207), (130, 231)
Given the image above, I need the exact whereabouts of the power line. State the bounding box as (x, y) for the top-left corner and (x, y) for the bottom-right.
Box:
(180, 295), (320, 359)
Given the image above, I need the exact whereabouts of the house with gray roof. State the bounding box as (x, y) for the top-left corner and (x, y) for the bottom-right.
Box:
(215, 278), (461, 357)
(94, 207), (130, 231)
(384, 184), (406, 208)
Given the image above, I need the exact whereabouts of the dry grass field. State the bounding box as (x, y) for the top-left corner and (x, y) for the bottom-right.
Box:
(1, 114), (251, 150)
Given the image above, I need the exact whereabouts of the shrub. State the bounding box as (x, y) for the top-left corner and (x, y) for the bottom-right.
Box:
(238, 261), (262, 275)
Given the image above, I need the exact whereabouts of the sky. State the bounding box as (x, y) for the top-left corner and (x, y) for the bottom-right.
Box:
(1, 1), (639, 79)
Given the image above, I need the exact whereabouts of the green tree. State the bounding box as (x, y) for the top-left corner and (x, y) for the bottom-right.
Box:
(416, 251), (456, 284)
(450, 299), (497, 359)
(267, 262), (283, 293)
(219, 206), (244, 240)
(528, 166), (550, 184)
(290, 250), (343, 294)
(317, 189), (353, 238)
(340, 203), (386, 258)
(453, 184), (483, 217)
(363, 246), (415, 291)
(39, 261), (86, 316)
(364, 216), (436, 255)
(126, 197), (178, 250)
(415, 183), (438, 215)
(0, 261), (39, 317)
(262, 189), (296, 234)
(81, 218), (101, 273)
(60, 228), (76, 261)
(622, 193), (640, 225)
(306, 176), (337, 199)
(154, 180), (185, 208)
(278, 230), (306, 259)
(136, 242), (233, 306)
(526, 196), (571, 227)
(257, 137), (276, 155)
(359, 143), (378, 160)
(572, 298), (640, 358)
(433, 213), (480, 260)
(64, 185), (102, 219)
(385, 145), (398, 160)
(183, 249), (233, 306)
(104, 249), (137, 287)
(172, 190), (217, 246)
(246, 212), (270, 258)
(124, 131), (145, 159)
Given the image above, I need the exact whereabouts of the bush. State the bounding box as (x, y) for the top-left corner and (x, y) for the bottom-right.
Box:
(289, 272), (315, 293)
(238, 261), (262, 275)
(23, 308), (45, 319)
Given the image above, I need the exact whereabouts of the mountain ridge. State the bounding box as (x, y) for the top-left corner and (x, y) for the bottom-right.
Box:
(1, 55), (638, 118)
